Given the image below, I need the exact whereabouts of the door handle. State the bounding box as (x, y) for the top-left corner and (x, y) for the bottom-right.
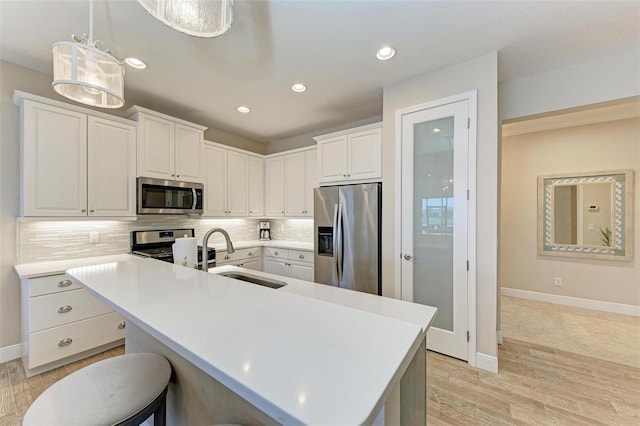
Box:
(403, 254), (415, 260)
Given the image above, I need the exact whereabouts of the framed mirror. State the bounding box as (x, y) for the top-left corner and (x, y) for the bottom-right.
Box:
(538, 169), (634, 261)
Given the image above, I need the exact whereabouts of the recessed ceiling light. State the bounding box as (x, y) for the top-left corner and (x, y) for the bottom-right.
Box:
(124, 57), (147, 69)
(376, 46), (396, 61)
(237, 106), (251, 113)
(291, 83), (307, 93)
(432, 127), (441, 133)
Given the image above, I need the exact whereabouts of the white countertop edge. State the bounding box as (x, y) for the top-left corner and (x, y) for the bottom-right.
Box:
(14, 254), (133, 279)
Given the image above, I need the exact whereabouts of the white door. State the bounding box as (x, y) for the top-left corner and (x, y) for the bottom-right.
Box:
(265, 156), (285, 216)
(226, 151), (249, 216)
(264, 258), (289, 277)
(21, 101), (87, 216)
(138, 114), (174, 179)
(285, 152), (307, 216)
(87, 117), (136, 216)
(248, 156), (265, 216)
(400, 99), (470, 360)
(348, 128), (381, 181)
(202, 145), (227, 216)
(174, 124), (202, 182)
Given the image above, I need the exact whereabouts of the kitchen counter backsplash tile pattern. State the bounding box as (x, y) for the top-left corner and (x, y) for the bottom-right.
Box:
(18, 218), (314, 264)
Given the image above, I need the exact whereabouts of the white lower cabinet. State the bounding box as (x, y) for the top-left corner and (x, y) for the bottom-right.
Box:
(215, 247), (262, 271)
(263, 247), (314, 281)
(21, 274), (125, 376)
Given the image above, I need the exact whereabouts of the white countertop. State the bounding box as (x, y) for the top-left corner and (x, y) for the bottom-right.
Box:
(66, 255), (436, 425)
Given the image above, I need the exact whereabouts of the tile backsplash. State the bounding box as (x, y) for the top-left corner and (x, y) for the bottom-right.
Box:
(17, 217), (314, 264)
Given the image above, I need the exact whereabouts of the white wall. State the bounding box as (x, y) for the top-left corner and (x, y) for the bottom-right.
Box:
(382, 53), (499, 359)
(499, 49), (640, 122)
(501, 117), (640, 305)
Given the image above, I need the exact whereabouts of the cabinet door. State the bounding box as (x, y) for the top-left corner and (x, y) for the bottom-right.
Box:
(265, 156), (285, 216)
(304, 149), (317, 217)
(289, 262), (314, 282)
(240, 258), (261, 271)
(348, 128), (381, 180)
(264, 258), (289, 277)
(174, 124), (203, 182)
(284, 152), (306, 216)
(317, 135), (348, 183)
(202, 145), (227, 216)
(137, 114), (174, 179)
(248, 156), (264, 216)
(226, 151), (249, 216)
(21, 101), (87, 216)
(87, 117), (136, 216)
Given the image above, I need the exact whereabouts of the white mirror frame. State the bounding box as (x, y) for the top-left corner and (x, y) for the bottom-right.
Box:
(537, 169), (634, 261)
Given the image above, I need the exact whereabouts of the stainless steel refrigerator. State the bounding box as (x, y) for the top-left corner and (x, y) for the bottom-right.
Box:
(314, 183), (381, 295)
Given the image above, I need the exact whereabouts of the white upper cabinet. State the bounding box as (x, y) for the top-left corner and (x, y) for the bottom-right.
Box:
(125, 106), (206, 182)
(314, 123), (382, 184)
(265, 156), (286, 216)
(226, 150), (249, 216)
(248, 155), (265, 216)
(202, 142), (262, 217)
(17, 95), (136, 217)
(266, 147), (317, 217)
(87, 117), (137, 217)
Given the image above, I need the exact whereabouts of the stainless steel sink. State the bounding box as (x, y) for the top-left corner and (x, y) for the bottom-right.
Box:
(218, 272), (287, 289)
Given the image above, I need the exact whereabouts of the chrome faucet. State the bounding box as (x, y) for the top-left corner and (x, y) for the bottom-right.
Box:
(202, 228), (235, 272)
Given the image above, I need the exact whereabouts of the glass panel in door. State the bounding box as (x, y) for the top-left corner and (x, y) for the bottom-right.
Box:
(413, 117), (455, 331)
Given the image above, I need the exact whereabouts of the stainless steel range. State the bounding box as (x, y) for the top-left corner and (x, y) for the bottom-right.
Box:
(131, 228), (216, 269)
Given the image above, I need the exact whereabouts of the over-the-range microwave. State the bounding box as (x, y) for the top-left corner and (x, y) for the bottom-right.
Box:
(137, 177), (203, 215)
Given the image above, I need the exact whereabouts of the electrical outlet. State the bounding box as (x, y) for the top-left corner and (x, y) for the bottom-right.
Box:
(89, 231), (99, 244)
(554, 277), (562, 287)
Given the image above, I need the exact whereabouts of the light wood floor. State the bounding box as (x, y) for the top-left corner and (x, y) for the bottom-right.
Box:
(1, 298), (639, 425)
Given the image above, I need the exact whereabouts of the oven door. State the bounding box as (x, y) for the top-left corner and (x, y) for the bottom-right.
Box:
(137, 177), (203, 215)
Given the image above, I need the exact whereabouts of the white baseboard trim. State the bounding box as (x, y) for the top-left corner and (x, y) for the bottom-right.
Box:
(475, 352), (498, 373)
(497, 330), (503, 345)
(502, 287), (640, 317)
(0, 344), (21, 363)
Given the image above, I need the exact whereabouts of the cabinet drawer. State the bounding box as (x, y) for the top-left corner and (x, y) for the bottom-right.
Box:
(29, 288), (113, 332)
(28, 312), (125, 369)
(28, 274), (81, 297)
(264, 247), (288, 259)
(219, 247), (261, 262)
(288, 250), (312, 263)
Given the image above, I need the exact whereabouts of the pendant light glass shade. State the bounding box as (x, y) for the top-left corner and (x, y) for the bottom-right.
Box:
(138, 0), (233, 38)
(52, 41), (125, 108)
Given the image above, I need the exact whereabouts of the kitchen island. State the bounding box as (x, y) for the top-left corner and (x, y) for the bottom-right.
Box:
(66, 256), (436, 425)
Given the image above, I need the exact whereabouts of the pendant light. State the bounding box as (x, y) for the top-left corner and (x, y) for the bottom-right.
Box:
(52, 0), (125, 108)
(138, 0), (233, 38)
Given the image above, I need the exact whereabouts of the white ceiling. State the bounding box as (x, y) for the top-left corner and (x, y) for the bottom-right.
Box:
(1, 0), (638, 143)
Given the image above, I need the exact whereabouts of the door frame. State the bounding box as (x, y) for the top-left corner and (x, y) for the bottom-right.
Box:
(394, 90), (478, 366)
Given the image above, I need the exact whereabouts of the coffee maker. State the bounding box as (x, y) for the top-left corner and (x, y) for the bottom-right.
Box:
(259, 221), (271, 240)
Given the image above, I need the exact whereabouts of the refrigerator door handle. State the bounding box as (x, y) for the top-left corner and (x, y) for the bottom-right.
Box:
(333, 204), (340, 281)
(336, 203), (344, 283)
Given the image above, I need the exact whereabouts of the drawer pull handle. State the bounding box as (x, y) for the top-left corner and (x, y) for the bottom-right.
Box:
(224, 255), (230, 260)
(118, 321), (126, 330)
(58, 338), (73, 347)
(274, 251), (279, 255)
(57, 305), (73, 314)
(248, 251), (253, 255)
(299, 254), (305, 259)
(58, 280), (73, 288)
